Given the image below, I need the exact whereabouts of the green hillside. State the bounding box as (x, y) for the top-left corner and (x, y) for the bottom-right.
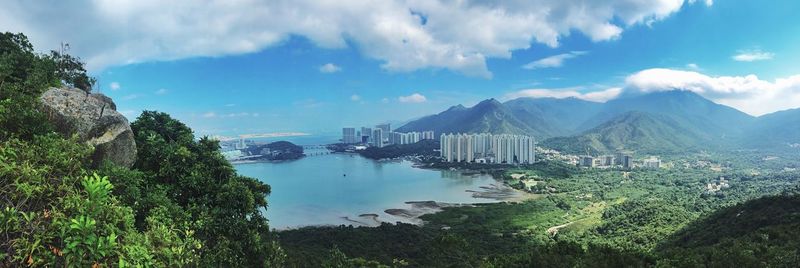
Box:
(543, 111), (712, 154)
(657, 193), (800, 266)
(741, 108), (800, 149)
(579, 90), (754, 137)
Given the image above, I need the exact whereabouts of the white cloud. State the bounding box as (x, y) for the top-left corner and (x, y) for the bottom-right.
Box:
(522, 51), (588, 69)
(509, 67), (800, 115)
(155, 88), (168, 95)
(398, 93), (427, 103)
(0, 0), (704, 77)
(625, 68), (800, 115)
(504, 87), (622, 102)
(319, 63), (341, 73)
(689, 0), (714, 7)
(686, 63), (699, 70)
(350, 94), (361, 101)
(381, 98), (390, 103)
(202, 112), (217, 118)
(732, 50), (774, 62)
(109, 82), (120, 90)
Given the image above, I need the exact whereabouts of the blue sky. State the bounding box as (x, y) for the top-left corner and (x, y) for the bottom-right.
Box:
(2, 0), (799, 136)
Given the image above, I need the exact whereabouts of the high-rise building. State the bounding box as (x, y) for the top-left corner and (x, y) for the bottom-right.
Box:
(615, 151), (633, 165)
(440, 133), (535, 164)
(422, 131), (435, 140)
(361, 127), (372, 144)
(372, 128), (384, 148)
(342, 128), (357, 144)
(387, 131), (435, 145)
(235, 138), (247, 150)
(376, 123), (391, 133)
(622, 155), (633, 169)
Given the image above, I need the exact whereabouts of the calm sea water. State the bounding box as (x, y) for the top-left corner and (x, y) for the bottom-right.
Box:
(234, 150), (499, 229)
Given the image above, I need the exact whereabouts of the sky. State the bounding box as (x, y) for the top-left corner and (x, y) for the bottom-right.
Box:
(2, 0), (799, 136)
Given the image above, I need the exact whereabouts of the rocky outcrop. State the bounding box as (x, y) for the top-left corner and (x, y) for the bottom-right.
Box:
(39, 87), (137, 168)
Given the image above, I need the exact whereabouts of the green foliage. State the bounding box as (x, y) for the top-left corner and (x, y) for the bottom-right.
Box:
(1, 32), (283, 267)
(47, 50), (96, 92)
(129, 110), (282, 266)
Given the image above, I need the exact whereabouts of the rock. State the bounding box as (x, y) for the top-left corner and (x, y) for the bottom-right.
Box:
(39, 87), (137, 168)
(90, 93), (117, 111)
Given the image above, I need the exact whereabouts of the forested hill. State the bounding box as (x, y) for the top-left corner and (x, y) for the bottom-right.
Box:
(657, 193), (800, 266)
(0, 32), (285, 267)
(542, 111), (714, 154)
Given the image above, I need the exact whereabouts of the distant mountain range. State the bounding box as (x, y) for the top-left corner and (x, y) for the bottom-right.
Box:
(396, 90), (800, 154)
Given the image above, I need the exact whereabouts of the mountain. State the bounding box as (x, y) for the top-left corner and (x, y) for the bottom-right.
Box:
(741, 108), (800, 149)
(396, 99), (544, 136)
(544, 90), (757, 153)
(397, 97), (602, 138)
(397, 90), (800, 154)
(503, 97), (603, 136)
(542, 111), (712, 154)
(578, 90), (755, 137)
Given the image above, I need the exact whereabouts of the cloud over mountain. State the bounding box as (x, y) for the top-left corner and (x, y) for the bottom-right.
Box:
(625, 68), (800, 116)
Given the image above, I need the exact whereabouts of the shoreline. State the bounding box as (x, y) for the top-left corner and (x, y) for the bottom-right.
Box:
(272, 183), (536, 231)
(244, 151), (534, 231)
(382, 183), (537, 226)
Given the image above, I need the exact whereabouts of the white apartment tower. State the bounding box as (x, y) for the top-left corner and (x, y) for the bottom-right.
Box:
(440, 133), (535, 164)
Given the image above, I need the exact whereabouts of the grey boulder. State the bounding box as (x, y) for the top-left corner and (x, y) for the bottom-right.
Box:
(39, 87), (137, 168)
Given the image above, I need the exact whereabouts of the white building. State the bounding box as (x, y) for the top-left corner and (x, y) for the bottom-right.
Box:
(440, 133), (535, 164)
(372, 128), (384, 148)
(342, 128), (357, 144)
(388, 131), (435, 145)
(643, 157), (661, 169)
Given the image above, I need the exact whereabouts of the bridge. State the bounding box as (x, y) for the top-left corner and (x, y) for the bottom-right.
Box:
(302, 144), (333, 157)
(301, 144), (329, 149)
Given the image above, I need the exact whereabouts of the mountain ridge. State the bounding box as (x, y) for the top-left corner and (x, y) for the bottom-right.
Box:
(397, 90), (798, 153)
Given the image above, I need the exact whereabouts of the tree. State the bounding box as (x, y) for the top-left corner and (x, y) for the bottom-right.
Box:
(129, 111), (283, 266)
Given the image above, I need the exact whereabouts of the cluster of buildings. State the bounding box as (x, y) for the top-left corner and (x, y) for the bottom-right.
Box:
(579, 151), (635, 169)
(342, 123), (434, 148)
(440, 133), (536, 164)
(706, 177), (730, 194)
(578, 151), (662, 170)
